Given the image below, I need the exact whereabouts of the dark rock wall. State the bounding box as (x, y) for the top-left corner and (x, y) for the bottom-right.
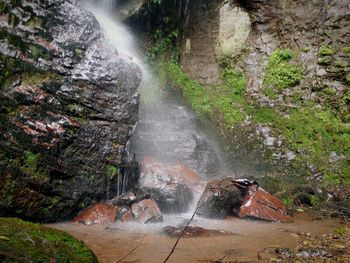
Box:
(0, 0), (141, 222)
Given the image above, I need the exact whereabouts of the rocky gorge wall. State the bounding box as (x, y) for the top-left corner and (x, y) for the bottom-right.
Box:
(178, 0), (350, 208)
(0, 0), (141, 222)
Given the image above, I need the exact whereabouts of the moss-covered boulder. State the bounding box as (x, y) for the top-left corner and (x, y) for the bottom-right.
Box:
(0, 217), (97, 262)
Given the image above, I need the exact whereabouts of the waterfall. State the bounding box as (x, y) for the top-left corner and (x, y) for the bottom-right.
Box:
(84, 0), (232, 212)
(83, 0), (150, 83)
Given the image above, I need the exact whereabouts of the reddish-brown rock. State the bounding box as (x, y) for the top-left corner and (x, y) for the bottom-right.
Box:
(131, 199), (163, 224)
(139, 158), (201, 212)
(238, 186), (294, 223)
(73, 203), (118, 225)
(121, 210), (135, 222)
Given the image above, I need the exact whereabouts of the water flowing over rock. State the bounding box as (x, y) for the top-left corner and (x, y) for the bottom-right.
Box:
(0, 0), (141, 222)
(130, 95), (224, 179)
(131, 199), (163, 223)
(139, 158), (204, 213)
(74, 203), (118, 225)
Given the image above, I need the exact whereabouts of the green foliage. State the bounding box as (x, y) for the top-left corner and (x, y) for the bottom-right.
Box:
(281, 196), (293, 208)
(219, 68), (247, 99)
(310, 194), (320, 207)
(146, 29), (179, 64)
(264, 48), (302, 90)
(319, 45), (335, 56)
(346, 74), (350, 85)
(106, 165), (117, 178)
(0, 1), (5, 13)
(0, 218), (97, 263)
(166, 62), (212, 115)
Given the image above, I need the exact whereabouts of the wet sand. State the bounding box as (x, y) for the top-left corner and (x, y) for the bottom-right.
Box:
(49, 212), (345, 263)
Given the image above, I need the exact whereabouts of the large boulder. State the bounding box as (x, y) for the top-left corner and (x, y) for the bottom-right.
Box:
(131, 199), (163, 223)
(197, 177), (244, 218)
(197, 177), (293, 222)
(0, 0), (141, 222)
(73, 203), (118, 225)
(139, 158), (202, 213)
(238, 185), (294, 223)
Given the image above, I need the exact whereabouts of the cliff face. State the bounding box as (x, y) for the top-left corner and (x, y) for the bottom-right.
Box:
(0, 0), (141, 221)
(178, 0), (349, 204)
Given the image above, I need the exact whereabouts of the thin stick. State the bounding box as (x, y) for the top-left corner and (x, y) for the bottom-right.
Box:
(163, 191), (205, 263)
(114, 234), (146, 263)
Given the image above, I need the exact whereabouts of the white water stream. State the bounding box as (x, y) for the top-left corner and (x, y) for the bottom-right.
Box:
(84, 0), (231, 216)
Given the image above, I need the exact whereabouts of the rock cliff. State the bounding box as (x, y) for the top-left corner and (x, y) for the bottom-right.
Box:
(0, 0), (141, 221)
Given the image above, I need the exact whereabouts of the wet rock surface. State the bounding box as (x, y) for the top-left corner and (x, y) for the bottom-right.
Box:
(130, 95), (223, 178)
(198, 177), (293, 222)
(197, 177), (245, 218)
(239, 185), (294, 223)
(73, 203), (118, 226)
(131, 199), (163, 224)
(163, 225), (232, 238)
(0, 0), (141, 222)
(138, 158), (200, 213)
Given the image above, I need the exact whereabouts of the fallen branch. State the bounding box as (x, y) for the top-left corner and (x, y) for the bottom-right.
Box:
(114, 234), (146, 263)
(163, 191), (206, 263)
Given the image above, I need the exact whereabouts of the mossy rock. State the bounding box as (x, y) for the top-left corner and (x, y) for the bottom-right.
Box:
(0, 217), (98, 263)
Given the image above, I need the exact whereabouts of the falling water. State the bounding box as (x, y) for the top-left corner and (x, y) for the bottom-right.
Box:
(84, 0), (232, 212)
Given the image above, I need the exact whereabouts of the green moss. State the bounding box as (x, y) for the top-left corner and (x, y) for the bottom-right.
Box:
(21, 72), (59, 86)
(318, 56), (332, 65)
(21, 151), (48, 180)
(247, 106), (281, 124)
(106, 165), (117, 178)
(335, 60), (347, 68)
(28, 44), (51, 60)
(345, 74), (350, 85)
(302, 46), (311, 53)
(0, 1), (5, 14)
(0, 218), (97, 262)
(264, 48), (303, 90)
(319, 45), (335, 56)
(74, 47), (84, 59)
(166, 62), (213, 116)
(343, 46), (350, 58)
(25, 17), (43, 28)
(263, 86), (277, 99)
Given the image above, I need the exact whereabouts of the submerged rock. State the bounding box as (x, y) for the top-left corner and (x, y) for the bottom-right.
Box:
(73, 203), (118, 225)
(163, 225), (232, 238)
(131, 199), (163, 224)
(139, 158), (198, 213)
(0, 217), (97, 263)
